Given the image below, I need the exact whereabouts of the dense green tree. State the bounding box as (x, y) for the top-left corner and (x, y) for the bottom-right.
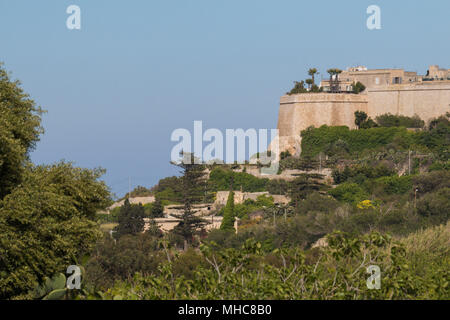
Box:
(114, 199), (146, 237)
(0, 162), (110, 299)
(279, 156), (320, 172)
(151, 176), (183, 202)
(416, 113), (450, 159)
(220, 191), (236, 231)
(84, 233), (163, 290)
(352, 81), (366, 94)
(328, 182), (369, 204)
(287, 69), (322, 95)
(267, 179), (289, 195)
(297, 192), (340, 215)
(413, 170), (450, 195)
(359, 117), (378, 129)
(428, 112), (449, 131)
(0, 64), (44, 198)
(125, 185), (152, 198)
(287, 81), (307, 95)
(145, 216), (162, 237)
(301, 125), (415, 158)
(171, 153), (208, 250)
(376, 113), (425, 128)
(354, 110), (378, 129)
(288, 175), (326, 212)
(279, 151), (291, 160)
(332, 164), (395, 185)
(354, 111), (368, 129)
(208, 167), (268, 192)
(151, 196), (164, 218)
(416, 188), (450, 225)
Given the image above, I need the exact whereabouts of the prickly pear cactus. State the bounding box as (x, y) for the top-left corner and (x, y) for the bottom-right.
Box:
(32, 273), (68, 300)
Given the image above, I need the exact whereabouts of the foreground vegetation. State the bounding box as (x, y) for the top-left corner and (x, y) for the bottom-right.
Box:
(98, 223), (449, 300)
(0, 64), (448, 300)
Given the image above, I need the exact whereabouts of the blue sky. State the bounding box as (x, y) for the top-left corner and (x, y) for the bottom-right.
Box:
(1, 0), (449, 197)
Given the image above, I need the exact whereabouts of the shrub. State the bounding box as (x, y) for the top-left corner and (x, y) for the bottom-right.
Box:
(373, 175), (413, 195)
(414, 114), (450, 159)
(172, 249), (208, 280)
(301, 125), (414, 158)
(84, 233), (164, 290)
(266, 179), (289, 195)
(413, 170), (450, 195)
(332, 164), (396, 185)
(280, 151), (292, 160)
(376, 114), (425, 128)
(298, 192), (340, 214)
(329, 183), (369, 204)
(352, 81), (366, 94)
(416, 188), (450, 224)
(208, 167), (268, 192)
(287, 81), (308, 95)
(428, 161), (450, 172)
(279, 156), (319, 171)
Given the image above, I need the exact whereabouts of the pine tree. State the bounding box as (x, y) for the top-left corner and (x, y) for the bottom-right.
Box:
(151, 196), (164, 218)
(171, 152), (208, 250)
(288, 174), (325, 212)
(220, 191), (236, 231)
(145, 216), (162, 237)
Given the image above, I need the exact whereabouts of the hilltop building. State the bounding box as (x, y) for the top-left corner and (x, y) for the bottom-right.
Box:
(275, 65), (450, 156)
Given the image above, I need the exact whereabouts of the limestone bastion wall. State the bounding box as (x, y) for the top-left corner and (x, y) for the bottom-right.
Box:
(275, 83), (450, 156)
(276, 93), (368, 156)
(367, 82), (450, 120)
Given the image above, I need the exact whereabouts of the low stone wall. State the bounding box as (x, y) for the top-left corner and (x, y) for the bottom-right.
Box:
(144, 216), (223, 233)
(164, 203), (214, 217)
(214, 191), (289, 208)
(235, 166), (333, 182)
(107, 196), (155, 211)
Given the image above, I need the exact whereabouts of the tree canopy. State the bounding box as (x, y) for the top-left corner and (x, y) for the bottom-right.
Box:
(0, 162), (110, 298)
(0, 64), (110, 299)
(114, 198), (146, 237)
(0, 64), (44, 198)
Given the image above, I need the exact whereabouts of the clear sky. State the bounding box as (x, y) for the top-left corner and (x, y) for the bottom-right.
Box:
(1, 0), (449, 197)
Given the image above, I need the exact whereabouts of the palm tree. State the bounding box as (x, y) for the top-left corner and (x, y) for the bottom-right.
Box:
(327, 68), (342, 93)
(305, 79), (313, 91)
(308, 68), (318, 86)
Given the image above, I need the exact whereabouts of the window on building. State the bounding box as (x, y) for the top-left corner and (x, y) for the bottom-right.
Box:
(393, 77), (402, 84)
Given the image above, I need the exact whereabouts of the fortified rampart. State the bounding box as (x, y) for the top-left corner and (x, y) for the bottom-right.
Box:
(276, 81), (450, 156)
(276, 93), (368, 156)
(367, 82), (450, 119)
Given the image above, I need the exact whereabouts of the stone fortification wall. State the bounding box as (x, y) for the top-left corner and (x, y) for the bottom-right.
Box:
(276, 93), (368, 155)
(367, 82), (450, 120)
(276, 83), (450, 155)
